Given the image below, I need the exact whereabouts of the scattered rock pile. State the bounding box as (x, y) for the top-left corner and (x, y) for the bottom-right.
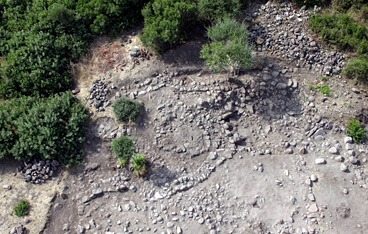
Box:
(249, 1), (346, 76)
(130, 46), (152, 64)
(87, 79), (112, 112)
(18, 159), (60, 184)
(9, 225), (26, 234)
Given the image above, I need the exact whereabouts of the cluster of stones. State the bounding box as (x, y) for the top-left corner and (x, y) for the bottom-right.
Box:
(18, 159), (60, 184)
(9, 224), (26, 234)
(249, 1), (346, 76)
(129, 46), (152, 64)
(87, 79), (114, 112)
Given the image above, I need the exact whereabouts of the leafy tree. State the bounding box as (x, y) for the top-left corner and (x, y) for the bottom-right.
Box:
(1, 31), (72, 97)
(0, 92), (87, 165)
(76, 0), (149, 35)
(140, 0), (196, 53)
(200, 17), (252, 77)
(197, 0), (241, 22)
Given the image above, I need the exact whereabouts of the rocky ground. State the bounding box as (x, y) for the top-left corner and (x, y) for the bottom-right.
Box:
(1, 1), (368, 234)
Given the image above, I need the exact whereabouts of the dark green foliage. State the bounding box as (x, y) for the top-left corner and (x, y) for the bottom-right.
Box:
(111, 136), (135, 166)
(197, 0), (241, 22)
(1, 31), (72, 98)
(113, 98), (142, 123)
(293, 0), (331, 7)
(332, 0), (366, 11)
(13, 199), (30, 217)
(140, 0), (197, 53)
(200, 17), (252, 77)
(310, 14), (368, 54)
(131, 153), (147, 176)
(76, 0), (149, 35)
(0, 0), (147, 98)
(343, 55), (368, 83)
(0, 92), (87, 165)
(347, 118), (366, 143)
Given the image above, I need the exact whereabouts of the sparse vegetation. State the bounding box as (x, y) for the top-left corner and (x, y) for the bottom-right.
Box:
(347, 118), (366, 143)
(13, 199), (29, 217)
(310, 14), (368, 54)
(113, 98), (142, 123)
(343, 55), (368, 83)
(131, 153), (147, 176)
(200, 17), (252, 77)
(321, 76), (329, 82)
(111, 136), (136, 166)
(316, 84), (331, 95)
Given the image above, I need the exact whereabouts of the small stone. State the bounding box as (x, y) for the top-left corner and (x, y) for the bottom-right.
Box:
(310, 174), (317, 182)
(328, 147), (339, 154)
(340, 163), (348, 172)
(308, 204), (319, 213)
(167, 222), (175, 228)
(344, 137), (353, 144)
(352, 88), (360, 94)
(54, 203), (63, 211)
(315, 158), (326, 165)
(335, 156), (344, 162)
(308, 194), (315, 201)
(2, 185), (12, 190)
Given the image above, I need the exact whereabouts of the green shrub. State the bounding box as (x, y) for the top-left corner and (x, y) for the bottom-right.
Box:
(347, 118), (366, 142)
(111, 135), (135, 166)
(1, 31), (72, 98)
(316, 84), (331, 95)
(13, 199), (29, 217)
(293, 0), (331, 7)
(200, 17), (252, 77)
(140, 0), (196, 53)
(197, 0), (241, 22)
(113, 98), (142, 123)
(321, 76), (329, 81)
(310, 14), (368, 54)
(76, 0), (149, 35)
(131, 153), (147, 176)
(0, 92), (87, 165)
(343, 55), (368, 83)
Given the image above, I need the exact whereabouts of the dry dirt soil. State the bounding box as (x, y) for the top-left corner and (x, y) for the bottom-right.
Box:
(2, 3), (368, 234)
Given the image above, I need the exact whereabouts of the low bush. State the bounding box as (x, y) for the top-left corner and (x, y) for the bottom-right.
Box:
(197, 0), (241, 22)
(347, 118), (366, 142)
(316, 84), (331, 95)
(293, 0), (331, 8)
(113, 98), (142, 123)
(0, 92), (87, 165)
(131, 153), (147, 176)
(13, 199), (29, 217)
(140, 0), (196, 53)
(111, 135), (135, 166)
(76, 0), (149, 35)
(310, 14), (368, 54)
(200, 17), (252, 77)
(343, 55), (368, 83)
